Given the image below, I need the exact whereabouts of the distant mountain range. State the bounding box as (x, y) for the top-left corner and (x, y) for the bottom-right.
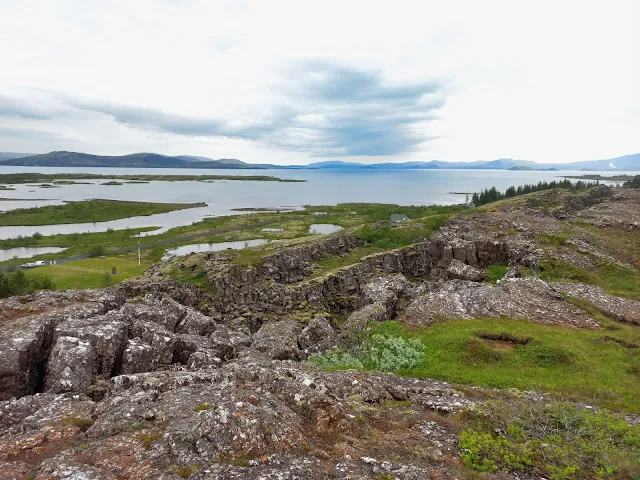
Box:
(0, 151), (639, 171)
(0, 151), (279, 169)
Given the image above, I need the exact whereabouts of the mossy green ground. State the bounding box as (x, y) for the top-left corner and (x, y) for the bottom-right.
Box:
(366, 319), (640, 413)
(22, 256), (150, 290)
(0, 199), (206, 226)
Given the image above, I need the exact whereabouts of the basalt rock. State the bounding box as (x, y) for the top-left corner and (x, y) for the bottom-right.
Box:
(297, 315), (336, 355)
(552, 282), (640, 325)
(405, 277), (600, 328)
(252, 320), (302, 360)
(446, 258), (486, 281)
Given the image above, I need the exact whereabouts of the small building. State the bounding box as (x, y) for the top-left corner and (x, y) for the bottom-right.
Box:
(390, 213), (410, 223)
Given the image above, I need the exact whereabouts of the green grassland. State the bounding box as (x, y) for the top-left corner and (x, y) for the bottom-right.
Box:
(0, 172), (303, 184)
(0, 199), (207, 226)
(22, 256), (150, 290)
(315, 316), (640, 414)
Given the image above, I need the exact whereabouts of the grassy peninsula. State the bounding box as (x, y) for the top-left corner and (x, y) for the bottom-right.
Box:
(0, 199), (207, 226)
(0, 172), (303, 184)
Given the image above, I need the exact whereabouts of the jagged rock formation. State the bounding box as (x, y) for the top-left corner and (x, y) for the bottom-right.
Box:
(404, 278), (600, 328)
(552, 282), (640, 325)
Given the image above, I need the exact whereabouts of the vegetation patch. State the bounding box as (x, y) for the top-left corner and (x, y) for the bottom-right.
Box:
(484, 264), (508, 284)
(15, 256), (149, 292)
(307, 334), (426, 373)
(136, 433), (163, 448)
(462, 339), (507, 365)
(311, 319), (640, 413)
(0, 199), (207, 226)
(0, 270), (54, 298)
(61, 417), (94, 431)
(536, 257), (640, 301)
(471, 179), (598, 206)
(168, 464), (201, 478)
(458, 400), (640, 479)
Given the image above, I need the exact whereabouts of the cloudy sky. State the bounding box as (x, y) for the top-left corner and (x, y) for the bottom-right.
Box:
(0, 0), (638, 164)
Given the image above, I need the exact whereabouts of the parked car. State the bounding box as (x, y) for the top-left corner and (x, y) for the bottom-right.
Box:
(20, 260), (45, 269)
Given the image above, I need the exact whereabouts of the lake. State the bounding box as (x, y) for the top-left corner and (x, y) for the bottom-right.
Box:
(0, 246), (68, 262)
(0, 166), (635, 240)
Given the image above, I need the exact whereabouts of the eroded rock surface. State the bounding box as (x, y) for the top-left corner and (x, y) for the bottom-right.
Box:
(405, 278), (600, 328)
(552, 282), (640, 325)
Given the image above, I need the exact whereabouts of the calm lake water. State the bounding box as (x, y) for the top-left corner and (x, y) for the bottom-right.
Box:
(162, 239), (272, 260)
(309, 224), (344, 234)
(0, 166), (636, 240)
(0, 246), (67, 261)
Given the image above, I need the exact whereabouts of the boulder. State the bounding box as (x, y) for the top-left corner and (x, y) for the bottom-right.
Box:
(446, 259), (485, 282)
(252, 320), (301, 360)
(552, 283), (640, 325)
(44, 336), (95, 393)
(297, 315), (336, 354)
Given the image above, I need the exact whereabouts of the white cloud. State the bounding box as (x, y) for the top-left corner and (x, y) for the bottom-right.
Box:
(0, 0), (638, 164)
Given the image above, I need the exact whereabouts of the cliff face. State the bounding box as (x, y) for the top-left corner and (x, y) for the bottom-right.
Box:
(1, 186), (639, 479)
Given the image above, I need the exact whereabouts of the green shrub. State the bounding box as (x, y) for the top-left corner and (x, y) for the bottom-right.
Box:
(361, 334), (426, 372)
(88, 245), (106, 257)
(137, 433), (162, 448)
(307, 349), (364, 370)
(459, 400), (640, 479)
(169, 464), (200, 478)
(307, 335), (426, 373)
(0, 271), (55, 298)
(538, 232), (570, 246)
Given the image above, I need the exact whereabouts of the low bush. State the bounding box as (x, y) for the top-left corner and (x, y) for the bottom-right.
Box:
(459, 400), (640, 479)
(62, 417), (94, 431)
(307, 334), (426, 373)
(307, 349), (364, 370)
(88, 245), (106, 257)
(0, 271), (55, 298)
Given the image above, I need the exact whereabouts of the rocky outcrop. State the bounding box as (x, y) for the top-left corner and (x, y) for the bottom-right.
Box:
(297, 315), (336, 355)
(252, 320), (302, 360)
(0, 290), (124, 401)
(446, 258), (486, 281)
(0, 292), (236, 401)
(0, 358), (489, 480)
(136, 232), (537, 322)
(405, 277), (600, 328)
(552, 282), (640, 325)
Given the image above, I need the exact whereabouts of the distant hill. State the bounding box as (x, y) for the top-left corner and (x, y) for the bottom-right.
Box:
(1, 151), (639, 171)
(0, 152), (37, 160)
(307, 154), (640, 171)
(0, 151), (267, 169)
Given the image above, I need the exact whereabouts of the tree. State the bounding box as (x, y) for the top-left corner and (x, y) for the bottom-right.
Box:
(11, 271), (28, 296)
(0, 273), (12, 298)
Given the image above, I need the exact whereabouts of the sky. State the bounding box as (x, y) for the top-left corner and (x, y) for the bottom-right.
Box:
(0, 0), (638, 165)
